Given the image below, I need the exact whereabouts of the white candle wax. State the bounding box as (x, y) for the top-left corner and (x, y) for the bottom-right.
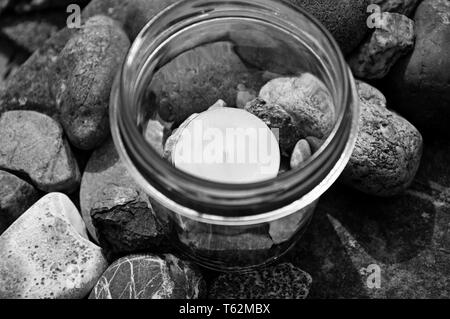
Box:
(172, 108), (280, 184)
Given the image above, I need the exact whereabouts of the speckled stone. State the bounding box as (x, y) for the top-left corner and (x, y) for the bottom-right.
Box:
(341, 81), (423, 196)
(151, 41), (264, 124)
(89, 254), (205, 299)
(0, 111), (80, 193)
(0, 170), (39, 234)
(385, 0), (450, 136)
(349, 12), (415, 79)
(0, 193), (107, 299)
(208, 263), (312, 299)
(80, 139), (172, 256)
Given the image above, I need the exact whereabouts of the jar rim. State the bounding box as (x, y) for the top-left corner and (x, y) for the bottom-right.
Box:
(110, 0), (360, 225)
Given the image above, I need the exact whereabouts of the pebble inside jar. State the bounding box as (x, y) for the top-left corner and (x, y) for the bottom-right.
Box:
(111, 0), (359, 271)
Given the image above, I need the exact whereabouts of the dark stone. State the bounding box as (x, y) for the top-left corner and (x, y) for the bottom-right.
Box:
(54, 16), (130, 150)
(152, 41), (264, 124)
(0, 170), (39, 234)
(208, 263), (312, 299)
(0, 11), (66, 53)
(80, 139), (172, 256)
(285, 0), (371, 55)
(82, 0), (180, 41)
(90, 254), (206, 299)
(384, 0), (450, 137)
(0, 28), (73, 117)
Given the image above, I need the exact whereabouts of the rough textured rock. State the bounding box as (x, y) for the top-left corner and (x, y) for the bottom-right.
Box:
(285, 0), (370, 54)
(385, 0), (450, 136)
(0, 111), (80, 193)
(256, 74), (335, 153)
(371, 0), (423, 16)
(0, 28), (73, 116)
(0, 170), (39, 234)
(0, 193), (107, 299)
(152, 41), (264, 124)
(349, 12), (415, 79)
(54, 16), (130, 150)
(244, 98), (301, 157)
(290, 139), (312, 169)
(80, 139), (172, 256)
(0, 11), (66, 52)
(90, 254), (205, 299)
(341, 81), (423, 196)
(208, 263), (312, 299)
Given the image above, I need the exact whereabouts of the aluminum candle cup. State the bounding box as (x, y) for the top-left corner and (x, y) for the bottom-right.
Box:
(110, 0), (360, 271)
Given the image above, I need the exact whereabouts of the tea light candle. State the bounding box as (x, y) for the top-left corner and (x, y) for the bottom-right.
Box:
(171, 108), (280, 184)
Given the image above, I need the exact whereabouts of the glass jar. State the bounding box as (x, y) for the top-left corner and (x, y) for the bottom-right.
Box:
(110, 0), (359, 271)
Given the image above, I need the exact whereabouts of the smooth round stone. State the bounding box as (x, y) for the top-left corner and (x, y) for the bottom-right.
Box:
(209, 263), (312, 299)
(290, 139), (312, 169)
(89, 254), (205, 299)
(0, 193), (107, 299)
(0, 111), (80, 193)
(0, 170), (39, 234)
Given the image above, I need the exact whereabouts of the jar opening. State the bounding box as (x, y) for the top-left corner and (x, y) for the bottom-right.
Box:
(111, 0), (359, 224)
